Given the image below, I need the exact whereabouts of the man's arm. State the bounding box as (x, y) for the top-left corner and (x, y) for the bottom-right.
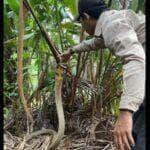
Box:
(70, 36), (105, 54)
(59, 36), (105, 63)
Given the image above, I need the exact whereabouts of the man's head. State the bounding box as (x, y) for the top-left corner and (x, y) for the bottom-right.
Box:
(76, 0), (108, 35)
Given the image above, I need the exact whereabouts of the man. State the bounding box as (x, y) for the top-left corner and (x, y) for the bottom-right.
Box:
(60, 0), (145, 149)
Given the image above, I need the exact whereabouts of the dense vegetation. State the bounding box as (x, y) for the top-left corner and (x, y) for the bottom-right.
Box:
(4, 0), (144, 149)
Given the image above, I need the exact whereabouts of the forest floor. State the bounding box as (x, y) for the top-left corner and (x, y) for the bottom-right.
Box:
(4, 114), (116, 149)
(4, 101), (116, 150)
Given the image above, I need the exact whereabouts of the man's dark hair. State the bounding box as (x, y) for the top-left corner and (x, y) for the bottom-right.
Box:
(76, 0), (108, 21)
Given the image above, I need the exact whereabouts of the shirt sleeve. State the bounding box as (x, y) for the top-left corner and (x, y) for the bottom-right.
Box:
(71, 36), (105, 53)
(102, 13), (145, 112)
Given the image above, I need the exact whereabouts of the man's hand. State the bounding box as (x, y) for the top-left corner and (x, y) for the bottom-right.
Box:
(59, 48), (72, 63)
(114, 110), (135, 150)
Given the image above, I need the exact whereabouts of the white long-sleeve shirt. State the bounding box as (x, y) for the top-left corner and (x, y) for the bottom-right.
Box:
(72, 9), (145, 112)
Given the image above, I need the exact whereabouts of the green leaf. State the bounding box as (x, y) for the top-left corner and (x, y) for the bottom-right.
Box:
(4, 0), (8, 5)
(24, 33), (35, 40)
(48, 71), (55, 78)
(23, 52), (30, 59)
(4, 107), (10, 119)
(4, 33), (35, 46)
(129, 0), (139, 12)
(11, 53), (17, 59)
(7, 0), (19, 15)
(7, 11), (14, 18)
(111, 99), (119, 117)
(110, 0), (121, 10)
(137, 0), (145, 13)
(63, 0), (78, 16)
(60, 7), (69, 18)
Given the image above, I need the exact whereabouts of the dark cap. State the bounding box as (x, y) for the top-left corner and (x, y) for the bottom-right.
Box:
(75, 0), (108, 22)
